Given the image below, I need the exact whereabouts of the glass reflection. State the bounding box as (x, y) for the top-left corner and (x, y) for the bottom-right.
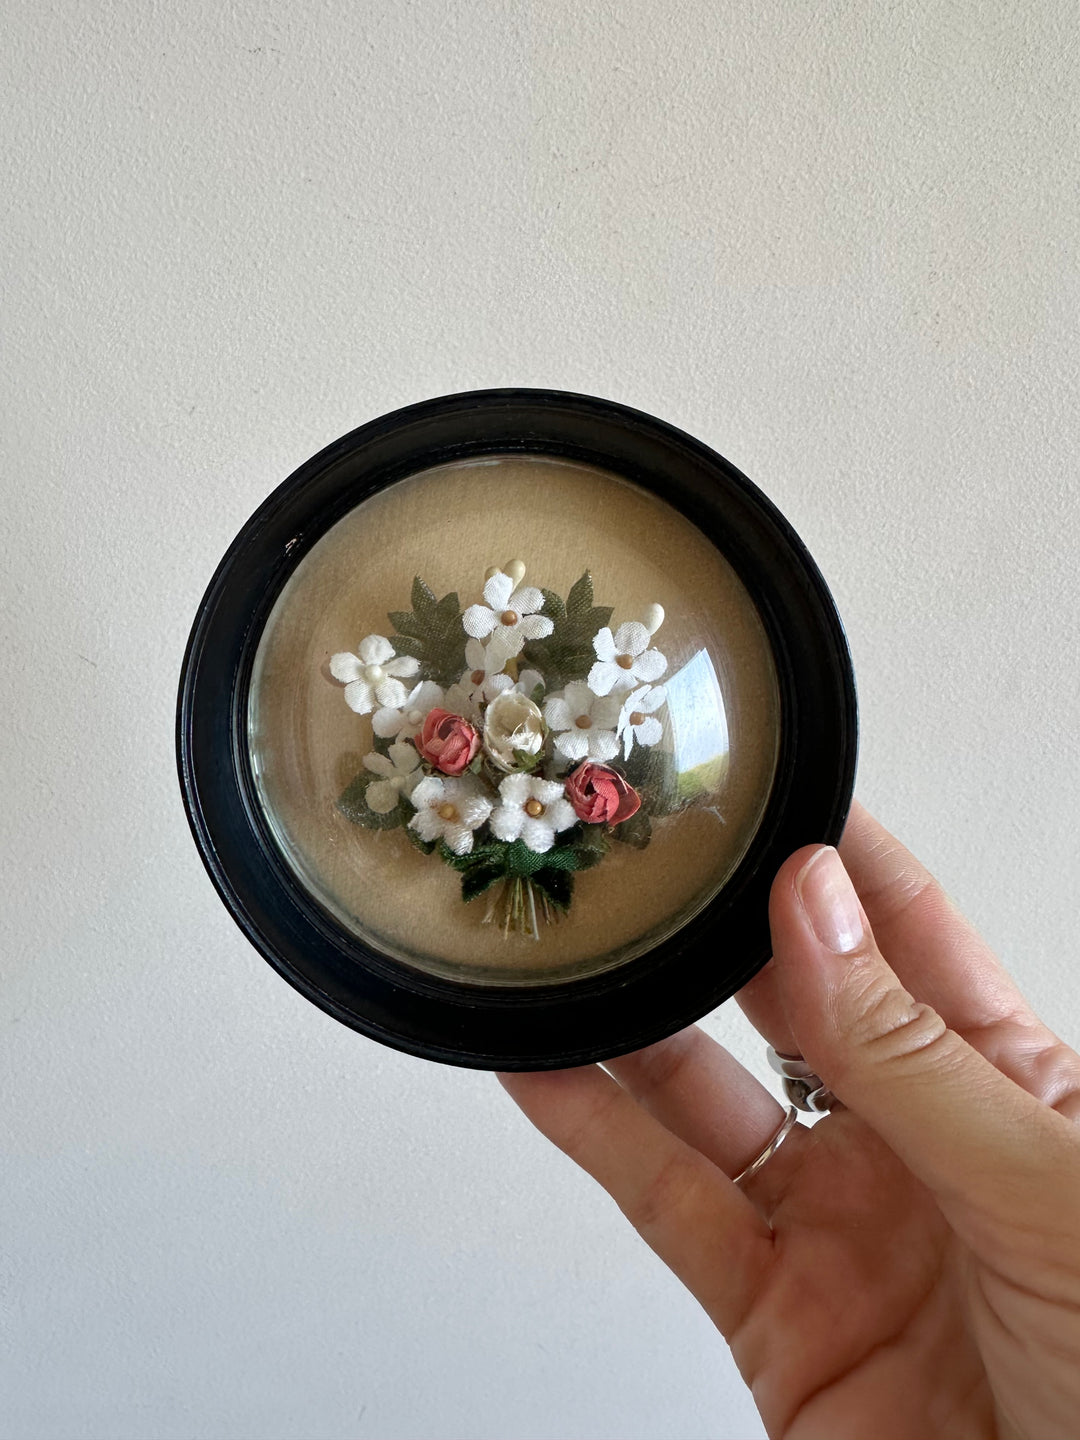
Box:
(666, 648), (730, 803)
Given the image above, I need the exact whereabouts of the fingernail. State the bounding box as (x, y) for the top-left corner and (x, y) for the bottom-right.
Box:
(796, 847), (864, 954)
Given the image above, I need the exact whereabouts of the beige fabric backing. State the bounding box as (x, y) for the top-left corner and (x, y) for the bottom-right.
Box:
(249, 457), (779, 985)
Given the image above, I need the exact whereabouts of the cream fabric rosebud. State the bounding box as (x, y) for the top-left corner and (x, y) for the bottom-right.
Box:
(483, 690), (546, 772)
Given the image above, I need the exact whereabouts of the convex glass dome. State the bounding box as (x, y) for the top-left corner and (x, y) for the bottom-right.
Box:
(248, 455), (780, 986)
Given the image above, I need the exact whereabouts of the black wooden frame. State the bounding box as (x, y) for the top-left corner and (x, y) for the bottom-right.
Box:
(177, 389), (857, 1068)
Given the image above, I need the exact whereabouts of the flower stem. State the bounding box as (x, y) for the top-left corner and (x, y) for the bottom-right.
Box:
(526, 876), (538, 939)
(481, 877), (558, 940)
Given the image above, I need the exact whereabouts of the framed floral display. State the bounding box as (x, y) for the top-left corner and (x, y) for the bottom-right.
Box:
(178, 391), (857, 1068)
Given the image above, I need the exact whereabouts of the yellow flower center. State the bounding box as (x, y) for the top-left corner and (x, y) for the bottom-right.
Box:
(616, 654), (634, 669)
(524, 798), (545, 818)
(575, 714), (592, 729)
(629, 711), (645, 726)
(437, 802), (459, 822)
(500, 609), (519, 626)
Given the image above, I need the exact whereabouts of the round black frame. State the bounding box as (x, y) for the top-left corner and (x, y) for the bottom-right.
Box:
(177, 389), (857, 1069)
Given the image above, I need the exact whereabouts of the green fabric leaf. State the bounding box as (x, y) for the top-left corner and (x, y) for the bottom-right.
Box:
(539, 587), (567, 622)
(438, 839), (506, 872)
(532, 846), (575, 872)
(570, 829), (609, 870)
(622, 742), (680, 817)
(387, 610), (426, 640)
(611, 807), (652, 849)
(434, 838), (514, 902)
(509, 840), (568, 875)
(522, 570), (614, 689)
(412, 575), (435, 613)
(505, 834), (598, 875)
(386, 576), (467, 686)
(438, 835), (595, 879)
(530, 868), (573, 911)
(460, 864), (506, 902)
(566, 572), (597, 620)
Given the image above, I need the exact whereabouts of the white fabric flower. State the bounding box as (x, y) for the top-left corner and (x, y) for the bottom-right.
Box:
(408, 775), (493, 856)
(587, 622), (667, 697)
(483, 690), (546, 772)
(462, 571), (554, 660)
(362, 743), (423, 813)
(490, 775), (576, 854)
(544, 681), (621, 763)
(456, 637), (516, 709)
(617, 685), (667, 759)
(372, 680), (445, 740)
(440, 680), (482, 723)
(445, 662), (544, 727)
(511, 667), (545, 700)
(330, 635), (420, 715)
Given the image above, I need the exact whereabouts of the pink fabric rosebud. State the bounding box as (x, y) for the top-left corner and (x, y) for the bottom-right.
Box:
(414, 708), (481, 776)
(565, 762), (641, 825)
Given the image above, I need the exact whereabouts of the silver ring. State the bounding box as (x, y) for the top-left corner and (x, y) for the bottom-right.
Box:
(733, 1105), (799, 1187)
(766, 1047), (837, 1113)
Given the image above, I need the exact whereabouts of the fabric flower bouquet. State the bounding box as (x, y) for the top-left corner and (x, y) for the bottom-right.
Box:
(328, 561), (680, 939)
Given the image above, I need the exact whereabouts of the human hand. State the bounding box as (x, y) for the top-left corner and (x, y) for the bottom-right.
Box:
(499, 802), (1080, 1439)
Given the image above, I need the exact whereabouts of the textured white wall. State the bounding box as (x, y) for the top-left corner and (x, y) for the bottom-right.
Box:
(4, 3), (1078, 1438)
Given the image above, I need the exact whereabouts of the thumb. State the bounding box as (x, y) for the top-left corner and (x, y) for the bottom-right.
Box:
(769, 844), (1080, 1268)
